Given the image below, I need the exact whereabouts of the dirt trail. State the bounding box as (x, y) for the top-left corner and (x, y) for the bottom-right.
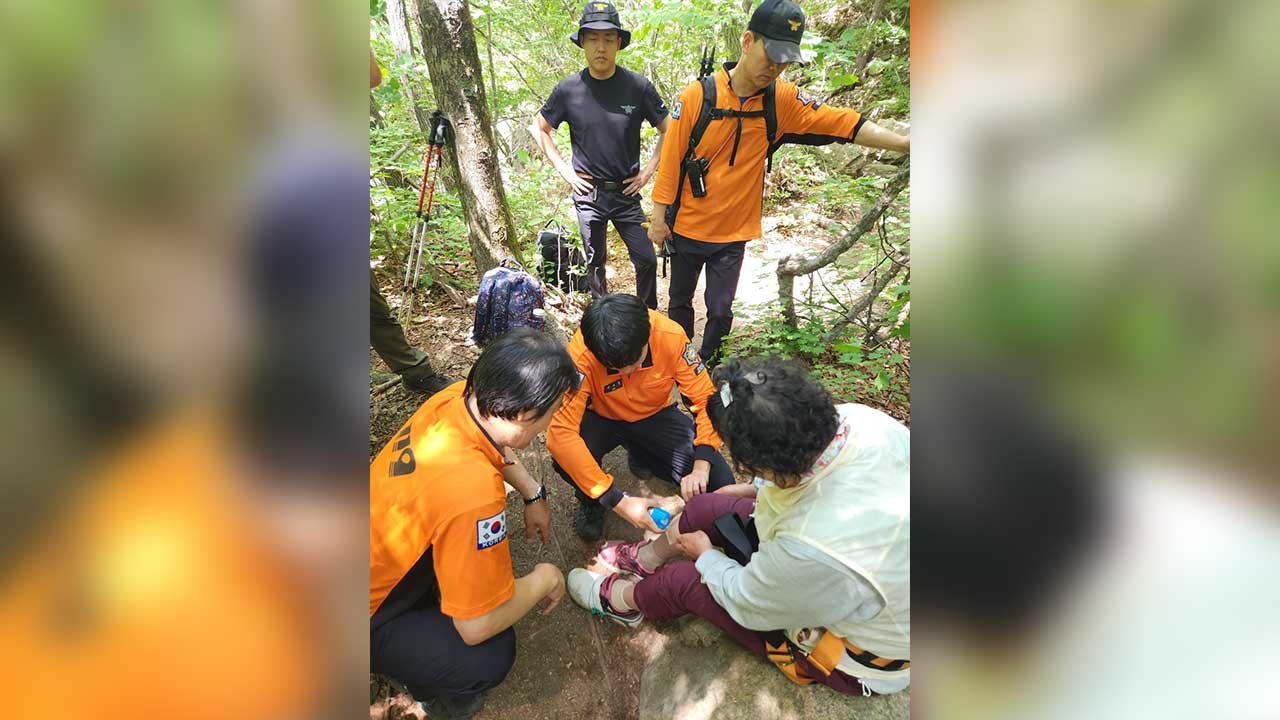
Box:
(369, 207), (879, 719)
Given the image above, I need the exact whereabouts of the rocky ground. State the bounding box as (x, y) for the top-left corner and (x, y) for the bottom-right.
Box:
(369, 223), (908, 719)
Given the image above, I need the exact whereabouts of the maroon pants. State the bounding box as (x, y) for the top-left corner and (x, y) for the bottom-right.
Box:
(631, 493), (868, 696)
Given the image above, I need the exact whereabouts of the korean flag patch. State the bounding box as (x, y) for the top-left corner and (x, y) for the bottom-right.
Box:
(672, 100), (683, 120)
(476, 510), (508, 549)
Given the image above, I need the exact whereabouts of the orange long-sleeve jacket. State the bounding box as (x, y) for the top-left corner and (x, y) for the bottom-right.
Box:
(652, 64), (864, 243)
(547, 310), (722, 508)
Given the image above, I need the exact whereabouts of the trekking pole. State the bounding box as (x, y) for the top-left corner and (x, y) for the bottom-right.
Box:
(401, 112), (450, 325)
(402, 143), (433, 292)
(409, 112), (455, 292)
(410, 111), (449, 293)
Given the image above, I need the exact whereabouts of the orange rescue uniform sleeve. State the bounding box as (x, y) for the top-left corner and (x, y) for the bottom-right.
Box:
(651, 81), (703, 207)
(547, 362), (626, 508)
(433, 498), (515, 619)
(665, 333), (723, 460)
(775, 79), (865, 141)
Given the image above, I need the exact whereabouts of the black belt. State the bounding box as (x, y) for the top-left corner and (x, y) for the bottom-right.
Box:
(579, 177), (626, 192)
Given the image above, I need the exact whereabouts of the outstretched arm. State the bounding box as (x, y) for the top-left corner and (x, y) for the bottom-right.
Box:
(853, 120), (910, 153)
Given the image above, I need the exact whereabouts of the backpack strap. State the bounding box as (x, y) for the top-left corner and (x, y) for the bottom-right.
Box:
(689, 75), (720, 158)
(763, 84), (779, 172)
(665, 75), (720, 228)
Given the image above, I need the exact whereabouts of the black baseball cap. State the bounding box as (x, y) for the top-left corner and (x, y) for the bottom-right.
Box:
(570, 1), (632, 50)
(747, 0), (806, 65)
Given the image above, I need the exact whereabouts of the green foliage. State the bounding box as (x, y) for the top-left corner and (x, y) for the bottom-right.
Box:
(369, 0), (909, 415)
(722, 302), (910, 414)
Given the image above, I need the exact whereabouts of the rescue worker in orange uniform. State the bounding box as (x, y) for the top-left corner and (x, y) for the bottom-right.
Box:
(547, 293), (735, 541)
(370, 328), (581, 719)
(648, 0), (911, 366)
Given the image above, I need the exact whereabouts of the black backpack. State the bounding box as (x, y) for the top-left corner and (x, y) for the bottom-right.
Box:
(537, 224), (590, 293)
(666, 65), (854, 226)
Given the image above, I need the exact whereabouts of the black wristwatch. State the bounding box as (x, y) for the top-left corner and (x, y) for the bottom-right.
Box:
(523, 485), (548, 506)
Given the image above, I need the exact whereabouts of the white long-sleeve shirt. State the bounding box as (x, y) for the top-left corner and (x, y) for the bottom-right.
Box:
(695, 536), (911, 694)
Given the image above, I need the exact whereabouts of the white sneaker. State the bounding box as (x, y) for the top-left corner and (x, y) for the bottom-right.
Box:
(567, 568), (645, 628)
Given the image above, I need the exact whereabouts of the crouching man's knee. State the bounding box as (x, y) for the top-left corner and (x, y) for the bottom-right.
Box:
(456, 627), (517, 693)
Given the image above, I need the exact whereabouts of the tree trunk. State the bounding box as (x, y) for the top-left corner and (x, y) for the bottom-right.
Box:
(386, 0), (433, 136)
(414, 0), (521, 277)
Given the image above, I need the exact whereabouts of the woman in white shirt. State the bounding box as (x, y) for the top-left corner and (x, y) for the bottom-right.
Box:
(567, 357), (910, 695)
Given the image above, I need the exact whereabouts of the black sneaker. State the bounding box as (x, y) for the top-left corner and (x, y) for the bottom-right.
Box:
(418, 689), (487, 720)
(402, 369), (456, 395)
(574, 499), (606, 541)
(627, 451), (655, 480)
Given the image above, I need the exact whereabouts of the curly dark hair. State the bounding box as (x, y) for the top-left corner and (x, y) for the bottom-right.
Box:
(707, 357), (839, 484)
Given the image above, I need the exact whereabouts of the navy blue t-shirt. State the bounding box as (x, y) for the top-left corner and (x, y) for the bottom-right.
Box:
(540, 66), (668, 182)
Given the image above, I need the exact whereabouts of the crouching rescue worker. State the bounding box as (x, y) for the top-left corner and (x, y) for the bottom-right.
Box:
(370, 328), (581, 718)
(567, 358), (910, 696)
(547, 293), (735, 541)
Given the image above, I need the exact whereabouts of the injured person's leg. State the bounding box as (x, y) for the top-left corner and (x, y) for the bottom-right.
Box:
(567, 568), (645, 628)
(598, 492), (751, 576)
(596, 530), (681, 578)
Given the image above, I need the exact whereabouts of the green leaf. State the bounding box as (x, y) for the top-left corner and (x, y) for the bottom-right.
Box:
(874, 371), (890, 392)
(830, 72), (860, 88)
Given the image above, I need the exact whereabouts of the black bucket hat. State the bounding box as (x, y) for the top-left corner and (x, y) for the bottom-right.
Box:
(570, 1), (632, 50)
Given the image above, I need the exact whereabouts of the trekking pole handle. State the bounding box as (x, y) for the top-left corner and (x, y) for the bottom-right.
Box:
(430, 117), (448, 148)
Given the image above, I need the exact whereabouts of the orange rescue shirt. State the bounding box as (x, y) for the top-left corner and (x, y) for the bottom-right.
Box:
(652, 64), (863, 243)
(547, 310), (722, 505)
(369, 382), (515, 619)
(0, 409), (314, 720)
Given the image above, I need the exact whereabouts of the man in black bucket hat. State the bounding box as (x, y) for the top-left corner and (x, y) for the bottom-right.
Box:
(530, 1), (670, 310)
(570, 1), (632, 49)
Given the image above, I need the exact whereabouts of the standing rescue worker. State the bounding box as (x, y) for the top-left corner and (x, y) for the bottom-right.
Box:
(547, 294), (735, 541)
(648, 0), (911, 366)
(370, 329), (580, 719)
(530, 1), (670, 308)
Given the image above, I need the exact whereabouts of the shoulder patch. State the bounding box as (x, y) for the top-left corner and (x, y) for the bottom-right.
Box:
(672, 100), (682, 120)
(796, 86), (822, 110)
(476, 510), (508, 550)
(682, 343), (702, 366)
(681, 343), (707, 375)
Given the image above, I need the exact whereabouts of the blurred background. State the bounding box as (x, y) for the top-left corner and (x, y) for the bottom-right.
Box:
(0, 0), (368, 717)
(1, 0), (1277, 718)
(912, 0), (1280, 718)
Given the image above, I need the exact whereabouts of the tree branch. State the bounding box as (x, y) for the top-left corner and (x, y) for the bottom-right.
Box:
(777, 167), (908, 324)
(822, 259), (906, 345)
